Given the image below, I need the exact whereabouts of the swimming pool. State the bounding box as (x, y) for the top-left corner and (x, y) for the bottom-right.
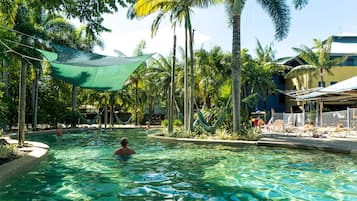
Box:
(1, 129), (356, 200)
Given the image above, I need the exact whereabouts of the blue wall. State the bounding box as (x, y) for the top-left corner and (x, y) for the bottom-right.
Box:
(257, 75), (286, 113)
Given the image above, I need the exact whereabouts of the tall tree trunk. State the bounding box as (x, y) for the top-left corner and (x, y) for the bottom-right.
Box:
(168, 33), (177, 133)
(232, 14), (242, 134)
(184, 26), (189, 131)
(189, 28), (194, 131)
(18, 61), (27, 146)
(2, 59), (9, 98)
(104, 103), (108, 129)
(110, 104), (114, 128)
(32, 68), (39, 131)
(135, 81), (138, 125)
(71, 85), (77, 128)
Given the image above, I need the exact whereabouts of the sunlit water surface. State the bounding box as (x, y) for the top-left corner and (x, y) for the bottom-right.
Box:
(0, 129), (356, 200)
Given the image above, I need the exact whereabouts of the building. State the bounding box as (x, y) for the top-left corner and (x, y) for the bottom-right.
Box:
(282, 34), (357, 112)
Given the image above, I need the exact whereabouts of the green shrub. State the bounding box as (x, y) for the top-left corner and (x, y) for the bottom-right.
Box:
(229, 134), (239, 140)
(171, 127), (196, 138)
(216, 129), (231, 140)
(198, 134), (208, 139)
(240, 126), (262, 140)
(173, 119), (183, 127)
(161, 119), (169, 127)
(0, 144), (20, 159)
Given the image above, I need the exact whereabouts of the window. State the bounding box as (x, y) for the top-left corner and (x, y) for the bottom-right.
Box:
(318, 81), (325, 87)
(279, 94), (285, 104)
(330, 81), (337, 86)
(346, 58), (354, 66)
(278, 75), (285, 84)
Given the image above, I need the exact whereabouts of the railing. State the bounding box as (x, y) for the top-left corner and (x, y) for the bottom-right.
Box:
(270, 108), (357, 130)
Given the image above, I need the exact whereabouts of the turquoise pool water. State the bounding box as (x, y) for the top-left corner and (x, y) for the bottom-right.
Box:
(1, 129), (357, 200)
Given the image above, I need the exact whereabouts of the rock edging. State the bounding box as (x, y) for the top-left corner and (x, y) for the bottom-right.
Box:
(0, 138), (49, 186)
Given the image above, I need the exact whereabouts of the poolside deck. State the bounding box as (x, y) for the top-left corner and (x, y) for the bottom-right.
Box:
(259, 133), (357, 154)
(0, 137), (49, 185)
(148, 132), (357, 154)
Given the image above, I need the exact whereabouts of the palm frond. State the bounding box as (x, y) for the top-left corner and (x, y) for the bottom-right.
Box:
(284, 64), (316, 78)
(292, 0), (309, 10)
(151, 12), (165, 37)
(257, 0), (290, 40)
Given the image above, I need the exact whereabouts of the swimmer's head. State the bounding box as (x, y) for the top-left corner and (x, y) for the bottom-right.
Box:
(120, 137), (128, 146)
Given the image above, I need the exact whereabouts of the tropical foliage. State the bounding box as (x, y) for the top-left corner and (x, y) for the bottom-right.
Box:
(0, 0), (314, 143)
(225, 0), (308, 134)
(285, 37), (348, 88)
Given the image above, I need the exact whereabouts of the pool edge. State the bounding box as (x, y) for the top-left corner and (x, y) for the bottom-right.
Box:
(0, 138), (49, 186)
(148, 134), (357, 154)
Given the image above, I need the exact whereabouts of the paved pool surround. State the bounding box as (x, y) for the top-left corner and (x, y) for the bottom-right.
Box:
(0, 137), (49, 186)
(148, 133), (357, 154)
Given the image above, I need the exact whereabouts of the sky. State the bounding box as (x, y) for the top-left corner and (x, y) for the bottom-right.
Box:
(87, 0), (357, 59)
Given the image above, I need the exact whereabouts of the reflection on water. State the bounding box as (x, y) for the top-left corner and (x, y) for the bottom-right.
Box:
(0, 129), (356, 200)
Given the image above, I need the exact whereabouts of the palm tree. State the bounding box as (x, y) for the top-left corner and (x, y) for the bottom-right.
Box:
(128, 1), (178, 132)
(131, 0), (219, 132)
(225, 0), (308, 134)
(125, 40), (147, 125)
(149, 54), (172, 116)
(0, 0), (18, 99)
(285, 37), (348, 89)
(29, 13), (76, 130)
(195, 46), (231, 108)
(0, 2), (44, 145)
(254, 40), (288, 111)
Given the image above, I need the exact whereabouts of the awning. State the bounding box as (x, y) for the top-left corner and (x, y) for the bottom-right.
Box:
(37, 44), (153, 91)
(295, 76), (357, 102)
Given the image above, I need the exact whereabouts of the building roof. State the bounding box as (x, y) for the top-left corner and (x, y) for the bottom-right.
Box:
(296, 76), (357, 101)
(283, 34), (357, 65)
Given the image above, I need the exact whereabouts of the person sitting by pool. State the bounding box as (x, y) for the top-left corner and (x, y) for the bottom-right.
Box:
(303, 120), (314, 129)
(114, 137), (136, 159)
(257, 116), (265, 128)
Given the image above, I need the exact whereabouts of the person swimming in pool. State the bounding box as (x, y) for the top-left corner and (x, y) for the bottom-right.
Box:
(114, 137), (136, 159)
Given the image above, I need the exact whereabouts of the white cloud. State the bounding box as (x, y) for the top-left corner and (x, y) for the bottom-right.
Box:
(94, 26), (211, 57)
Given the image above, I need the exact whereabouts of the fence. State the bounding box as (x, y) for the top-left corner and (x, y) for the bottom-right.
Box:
(270, 108), (357, 130)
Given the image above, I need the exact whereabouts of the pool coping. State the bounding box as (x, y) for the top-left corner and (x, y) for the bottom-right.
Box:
(148, 133), (357, 154)
(0, 137), (49, 186)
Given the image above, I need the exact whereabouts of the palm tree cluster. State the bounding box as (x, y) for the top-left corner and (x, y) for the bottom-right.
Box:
(285, 37), (348, 89)
(130, 0), (309, 134)
(0, 0), (318, 144)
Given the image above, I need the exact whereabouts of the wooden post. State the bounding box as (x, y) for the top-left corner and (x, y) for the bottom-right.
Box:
(18, 61), (27, 146)
(71, 85), (77, 128)
(320, 102), (323, 127)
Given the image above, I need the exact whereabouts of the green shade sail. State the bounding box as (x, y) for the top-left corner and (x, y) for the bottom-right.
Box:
(37, 44), (152, 91)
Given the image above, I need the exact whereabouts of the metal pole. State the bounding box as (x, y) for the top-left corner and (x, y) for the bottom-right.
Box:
(319, 102), (323, 127)
(347, 107), (350, 128)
